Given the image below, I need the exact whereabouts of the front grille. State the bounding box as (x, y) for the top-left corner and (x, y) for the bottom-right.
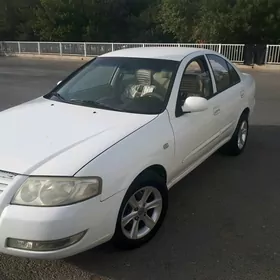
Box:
(0, 170), (16, 192)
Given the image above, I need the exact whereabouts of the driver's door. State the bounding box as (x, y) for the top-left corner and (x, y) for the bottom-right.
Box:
(168, 54), (222, 178)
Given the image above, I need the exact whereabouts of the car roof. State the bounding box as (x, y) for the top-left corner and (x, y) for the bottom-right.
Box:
(100, 47), (209, 61)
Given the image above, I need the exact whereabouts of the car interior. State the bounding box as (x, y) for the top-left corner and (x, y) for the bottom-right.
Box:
(58, 57), (214, 114)
(120, 68), (173, 101)
(178, 59), (213, 106)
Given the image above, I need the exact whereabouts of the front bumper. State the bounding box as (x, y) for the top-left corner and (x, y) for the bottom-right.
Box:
(0, 174), (125, 259)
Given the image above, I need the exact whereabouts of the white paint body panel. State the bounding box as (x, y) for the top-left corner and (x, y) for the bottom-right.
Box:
(0, 97), (156, 176)
(0, 48), (255, 259)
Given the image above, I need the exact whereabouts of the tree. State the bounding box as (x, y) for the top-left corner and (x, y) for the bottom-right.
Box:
(231, 0), (280, 44)
(82, 0), (130, 42)
(192, 0), (280, 43)
(192, 0), (236, 43)
(159, 0), (202, 42)
(33, 0), (86, 41)
(126, 0), (173, 42)
(0, 0), (280, 43)
(0, 0), (38, 40)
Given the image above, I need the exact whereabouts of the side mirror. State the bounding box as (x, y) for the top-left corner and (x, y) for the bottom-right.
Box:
(182, 96), (208, 113)
(57, 80), (62, 85)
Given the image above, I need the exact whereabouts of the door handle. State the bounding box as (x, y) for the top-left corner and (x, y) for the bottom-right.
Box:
(213, 107), (220, 116)
(240, 90), (245, 98)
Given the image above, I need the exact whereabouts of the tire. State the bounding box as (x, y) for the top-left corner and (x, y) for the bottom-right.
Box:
(220, 112), (249, 156)
(113, 170), (168, 250)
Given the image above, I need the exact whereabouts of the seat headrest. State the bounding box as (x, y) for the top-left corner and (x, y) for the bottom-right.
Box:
(161, 71), (172, 79)
(136, 69), (152, 85)
(180, 74), (202, 94)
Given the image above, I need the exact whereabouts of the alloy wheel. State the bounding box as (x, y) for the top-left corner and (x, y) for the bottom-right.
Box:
(121, 187), (163, 240)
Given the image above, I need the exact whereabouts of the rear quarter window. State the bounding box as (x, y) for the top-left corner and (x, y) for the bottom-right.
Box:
(227, 62), (241, 86)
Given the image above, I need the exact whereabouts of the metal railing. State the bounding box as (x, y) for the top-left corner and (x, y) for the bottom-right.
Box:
(266, 45), (280, 64)
(1, 41), (279, 64)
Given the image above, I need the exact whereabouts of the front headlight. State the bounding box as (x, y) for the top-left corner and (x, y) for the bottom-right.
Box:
(11, 177), (102, 207)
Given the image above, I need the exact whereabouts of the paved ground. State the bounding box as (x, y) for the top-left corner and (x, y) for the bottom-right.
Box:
(0, 57), (280, 280)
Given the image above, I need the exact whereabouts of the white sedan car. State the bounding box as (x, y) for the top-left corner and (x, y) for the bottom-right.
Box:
(0, 47), (255, 259)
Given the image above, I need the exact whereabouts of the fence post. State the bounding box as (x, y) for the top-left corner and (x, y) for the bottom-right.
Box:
(218, 43), (222, 53)
(264, 44), (269, 65)
(38, 42), (41, 55)
(111, 43), (114, 51)
(178, 43), (180, 47)
(59, 42), (62, 56)
(18, 42), (21, 54)
(84, 42), (87, 57)
(143, 43), (145, 47)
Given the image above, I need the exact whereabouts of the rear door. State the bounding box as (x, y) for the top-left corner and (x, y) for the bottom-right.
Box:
(205, 54), (244, 140)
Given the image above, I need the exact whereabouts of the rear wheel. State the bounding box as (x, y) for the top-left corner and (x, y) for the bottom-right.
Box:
(113, 171), (168, 249)
(220, 113), (249, 156)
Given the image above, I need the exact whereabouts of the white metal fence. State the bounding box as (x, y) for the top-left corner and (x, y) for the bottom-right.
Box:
(1, 41), (279, 64)
(266, 45), (280, 64)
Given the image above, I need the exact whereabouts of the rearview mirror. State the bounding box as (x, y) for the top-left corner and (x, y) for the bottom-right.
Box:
(182, 96), (208, 113)
(57, 80), (62, 85)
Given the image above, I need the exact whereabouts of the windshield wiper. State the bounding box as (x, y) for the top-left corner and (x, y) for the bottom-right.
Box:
(69, 99), (123, 112)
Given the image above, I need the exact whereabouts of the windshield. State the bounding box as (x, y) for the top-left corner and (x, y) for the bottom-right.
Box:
(45, 57), (179, 114)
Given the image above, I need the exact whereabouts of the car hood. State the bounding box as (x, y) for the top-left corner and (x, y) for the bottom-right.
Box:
(0, 97), (157, 176)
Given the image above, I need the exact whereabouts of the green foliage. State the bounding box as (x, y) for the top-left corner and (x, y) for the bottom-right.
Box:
(0, 0), (279, 43)
(159, 0), (202, 42)
(33, 0), (85, 41)
(192, 0), (236, 43)
(0, 0), (39, 40)
(192, 0), (280, 43)
(231, 0), (280, 43)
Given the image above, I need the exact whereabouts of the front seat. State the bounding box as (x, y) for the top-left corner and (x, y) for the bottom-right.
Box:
(135, 69), (153, 86)
(179, 73), (204, 105)
(124, 69), (156, 99)
(153, 70), (172, 95)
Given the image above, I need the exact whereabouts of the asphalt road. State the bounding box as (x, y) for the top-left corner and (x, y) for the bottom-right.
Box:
(1, 57), (280, 280)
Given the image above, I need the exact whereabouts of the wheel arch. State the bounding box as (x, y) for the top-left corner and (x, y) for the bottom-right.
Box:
(233, 107), (250, 134)
(113, 164), (169, 247)
(113, 163), (168, 227)
(242, 107), (250, 117)
(136, 164), (167, 183)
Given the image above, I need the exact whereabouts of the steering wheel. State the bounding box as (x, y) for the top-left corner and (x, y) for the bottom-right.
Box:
(141, 92), (165, 102)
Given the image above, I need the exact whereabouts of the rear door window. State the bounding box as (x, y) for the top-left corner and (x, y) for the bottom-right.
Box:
(206, 54), (231, 93)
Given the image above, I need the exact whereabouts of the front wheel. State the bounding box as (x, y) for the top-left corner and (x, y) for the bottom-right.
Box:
(220, 113), (249, 156)
(113, 171), (168, 250)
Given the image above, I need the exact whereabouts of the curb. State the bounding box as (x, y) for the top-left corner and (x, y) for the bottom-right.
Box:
(235, 63), (280, 71)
